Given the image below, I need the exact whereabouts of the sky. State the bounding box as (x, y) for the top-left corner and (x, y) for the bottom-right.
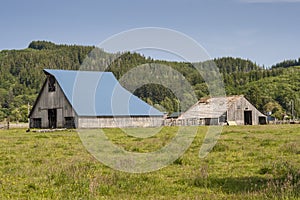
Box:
(0, 0), (300, 67)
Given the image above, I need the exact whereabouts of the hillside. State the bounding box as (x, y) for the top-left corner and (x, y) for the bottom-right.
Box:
(0, 41), (299, 122)
(240, 66), (300, 118)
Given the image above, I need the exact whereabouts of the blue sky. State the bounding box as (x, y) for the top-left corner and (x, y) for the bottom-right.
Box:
(0, 0), (299, 66)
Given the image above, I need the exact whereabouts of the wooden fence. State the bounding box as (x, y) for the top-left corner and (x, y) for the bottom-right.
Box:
(0, 122), (29, 129)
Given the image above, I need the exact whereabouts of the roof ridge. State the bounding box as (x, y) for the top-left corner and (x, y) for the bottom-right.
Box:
(44, 69), (113, 73)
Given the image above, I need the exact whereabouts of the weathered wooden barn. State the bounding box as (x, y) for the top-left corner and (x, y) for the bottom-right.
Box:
(29, 69), (164, 129)
(177, 95), (266, 125)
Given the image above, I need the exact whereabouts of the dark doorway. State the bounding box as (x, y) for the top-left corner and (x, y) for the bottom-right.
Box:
(244, 111), (252, 125)
(259, 116), (267, 125)
(48, 109), (57, 128)
(64, 117), (76, 128)
(204, 118), (219, 125)
(31, 118), (42, 128)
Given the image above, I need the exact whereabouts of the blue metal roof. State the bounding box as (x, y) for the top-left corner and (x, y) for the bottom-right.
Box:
(44, 69), (164, 117)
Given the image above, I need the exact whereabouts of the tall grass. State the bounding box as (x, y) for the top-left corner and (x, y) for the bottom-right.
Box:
(0, 125), (299, 199)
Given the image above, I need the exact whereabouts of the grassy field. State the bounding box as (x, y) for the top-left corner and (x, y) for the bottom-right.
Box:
(0, 125), (299, 199)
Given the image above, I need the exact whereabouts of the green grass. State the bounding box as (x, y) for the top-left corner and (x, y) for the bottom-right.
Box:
(0, 125), (299, 199)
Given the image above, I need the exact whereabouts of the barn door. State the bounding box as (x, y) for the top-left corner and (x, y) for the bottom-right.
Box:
(48, 109), (57, 128)
(244, 111), (252, 125)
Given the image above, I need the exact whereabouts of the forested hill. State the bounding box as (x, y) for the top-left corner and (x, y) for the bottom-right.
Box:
(0, 41), (299, 122)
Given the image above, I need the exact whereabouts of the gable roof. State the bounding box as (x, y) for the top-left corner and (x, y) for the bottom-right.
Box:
(43, 69), (163, 117)
(178, 96), (229, 119)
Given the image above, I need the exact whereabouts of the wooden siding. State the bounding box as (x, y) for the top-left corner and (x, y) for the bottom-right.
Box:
(227, 97), (265, 125)
(78, 116), (163, 128)
(30, 76), (76, 128)
(178, 96), (266, 126)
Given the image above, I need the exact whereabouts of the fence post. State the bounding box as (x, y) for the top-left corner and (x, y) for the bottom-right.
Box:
(7, 117), (10, 130)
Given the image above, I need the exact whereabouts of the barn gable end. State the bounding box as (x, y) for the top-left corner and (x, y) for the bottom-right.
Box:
(226, 96), (266, 125)
(29, 74), (76, 128)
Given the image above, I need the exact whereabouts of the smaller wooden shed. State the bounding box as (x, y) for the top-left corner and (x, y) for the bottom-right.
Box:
(178, 95), (266, 125)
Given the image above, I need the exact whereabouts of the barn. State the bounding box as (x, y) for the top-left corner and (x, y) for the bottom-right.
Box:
(29, 69), (164, 129)
(177, 95), (266, 125)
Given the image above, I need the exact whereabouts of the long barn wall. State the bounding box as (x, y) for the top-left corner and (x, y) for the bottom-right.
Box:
(78, 116), (163, 128)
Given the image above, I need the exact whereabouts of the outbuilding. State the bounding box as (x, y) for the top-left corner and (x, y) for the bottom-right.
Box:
(178, 95), (266, 125)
